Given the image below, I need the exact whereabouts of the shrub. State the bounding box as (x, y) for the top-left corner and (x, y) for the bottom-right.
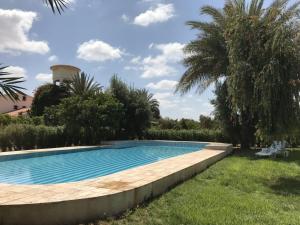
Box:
(0, 114), (13, 127)
(0, 124), (65, 151)
(31, 83), (70, 116)
(108, 76), (157, 138)
(44, 93), (124, 145)
(145, 129), (229, 143)
(0, 114), (44, 127)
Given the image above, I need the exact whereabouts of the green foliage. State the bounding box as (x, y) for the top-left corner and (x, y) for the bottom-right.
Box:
(146, 129), (228, 143)
(108, 75), (157, 138)
(0, 124), (65, 151)
(152, 116), (218, 130)
(44, 93), (124, 145)
(211, 82), (241, 145)
(0, 114), (13, 127)
(177, 0), (300, 148)
(140, 89), (160, 120)
(31, 83), (70, 116)
(199, 115), (219, 130)
(153, 118), (182, 130)
(69, 72), (102, 96)
(225, 0), (300, 143)
(0, 114), (44, 127)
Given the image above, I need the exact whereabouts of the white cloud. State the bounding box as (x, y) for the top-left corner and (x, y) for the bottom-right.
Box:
(35, 73), (52, 83)
(153, 92), (172, 99)
(48, 55), (58, 62)
(121, 14), (130, 22)
(146, 80), (178, 90)
(180, 107), (193, 112)
(77, 39), (124, 62)
(0, 9), (49, 55)
(3, 66), (27, 79)
(129, 42), (185, 78)
(131, 56), (142, 64)
(153, 92), (177, 108)
(134, 4), (175, 26)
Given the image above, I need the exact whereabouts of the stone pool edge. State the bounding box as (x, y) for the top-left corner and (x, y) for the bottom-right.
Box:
(0, 141), (232, 225)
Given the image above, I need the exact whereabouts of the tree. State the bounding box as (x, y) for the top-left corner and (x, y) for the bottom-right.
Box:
(224, 0), (300, 145)
(44, 94), (124, 145)
(176, 4), (227, 94)
(211, 82), (241, 145)
(108, 75), (157, 138)
(69, 72), (102, 96)
(177, 0), (300, 148)
(155, 118), (180, 130)
(31, 84), (70, 116)
(0, 65), (25, 101)
(199, 115), (218, 130)
(136, 89), (161, 120)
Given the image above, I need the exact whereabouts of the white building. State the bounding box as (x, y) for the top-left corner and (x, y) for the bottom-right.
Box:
(0, 64), (80, 116)
(0, 94), (33, 116)
(50, 65), (81, 84)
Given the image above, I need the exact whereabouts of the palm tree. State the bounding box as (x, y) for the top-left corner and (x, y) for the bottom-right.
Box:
(44, 0), (69, 14)
(136, 89), (160, 119)
(176, 4), (228, 94)
(177, 0), (300, 148)
(0, 65), (26, 101)
(176, 0), (300, 94)
(69, 72), (102, 96)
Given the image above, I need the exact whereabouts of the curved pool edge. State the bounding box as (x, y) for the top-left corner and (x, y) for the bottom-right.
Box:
(0, 141), (232, 225)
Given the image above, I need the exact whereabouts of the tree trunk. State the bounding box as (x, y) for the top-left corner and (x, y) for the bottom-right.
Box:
(240, 109), (254, 150)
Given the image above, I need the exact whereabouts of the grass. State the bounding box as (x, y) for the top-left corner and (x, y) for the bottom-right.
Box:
(84, 148), (300, 225)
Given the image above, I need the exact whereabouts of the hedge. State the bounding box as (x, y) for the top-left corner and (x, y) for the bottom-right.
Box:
(145, 129), (229, 143)
(0, 124), (66, 151)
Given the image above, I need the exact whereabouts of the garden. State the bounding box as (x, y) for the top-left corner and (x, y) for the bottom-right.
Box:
(0, 0), (299, 225)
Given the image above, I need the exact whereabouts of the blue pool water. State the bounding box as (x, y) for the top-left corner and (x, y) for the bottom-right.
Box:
(0, 141), (206, 185)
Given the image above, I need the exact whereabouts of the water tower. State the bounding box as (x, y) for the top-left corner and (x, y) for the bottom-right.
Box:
(50, 65), (81, 84)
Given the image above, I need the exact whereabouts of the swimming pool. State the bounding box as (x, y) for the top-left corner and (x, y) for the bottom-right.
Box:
(0, 141), (206, 185)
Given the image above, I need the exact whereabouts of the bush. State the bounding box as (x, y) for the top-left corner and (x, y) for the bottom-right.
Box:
(31, 83), (70, 116)
(0, 114), (44, 127)
(145, 129), (229, 143)
(0, 124), (65, 151)
(0, 114), (13, 127)
(44, 93), (124, 145)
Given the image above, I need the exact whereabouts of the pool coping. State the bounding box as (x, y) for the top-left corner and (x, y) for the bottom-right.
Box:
(0, 141), (232, 225)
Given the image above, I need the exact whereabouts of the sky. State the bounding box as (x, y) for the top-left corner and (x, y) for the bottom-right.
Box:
(0, 0), (276, 120)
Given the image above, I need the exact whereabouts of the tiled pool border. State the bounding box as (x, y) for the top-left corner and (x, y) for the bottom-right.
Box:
(0, 141), (232, 225)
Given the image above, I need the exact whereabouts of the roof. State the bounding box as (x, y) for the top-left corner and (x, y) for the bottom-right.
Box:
(50, 65), (81, 72)
(6, 108), (30, 117)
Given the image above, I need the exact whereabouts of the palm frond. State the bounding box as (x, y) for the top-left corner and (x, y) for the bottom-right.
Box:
(200, 6), (225, 26)
(249, 0), (264, 16)
(0, 65), (26, 101)
(69, 72), (102, 96)
(44, 0), (69, 14)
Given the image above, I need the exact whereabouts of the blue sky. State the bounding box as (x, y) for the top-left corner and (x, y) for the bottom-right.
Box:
(0, 0), (276, 119)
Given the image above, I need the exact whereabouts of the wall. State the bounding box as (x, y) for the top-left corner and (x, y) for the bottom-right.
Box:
(0, 94), (33, 114)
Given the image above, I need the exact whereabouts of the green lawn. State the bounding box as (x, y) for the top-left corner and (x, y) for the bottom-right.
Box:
(86, 149), (300, 225)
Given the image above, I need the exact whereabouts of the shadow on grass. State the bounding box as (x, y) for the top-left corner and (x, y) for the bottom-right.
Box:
(269, 177), (300, 196)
